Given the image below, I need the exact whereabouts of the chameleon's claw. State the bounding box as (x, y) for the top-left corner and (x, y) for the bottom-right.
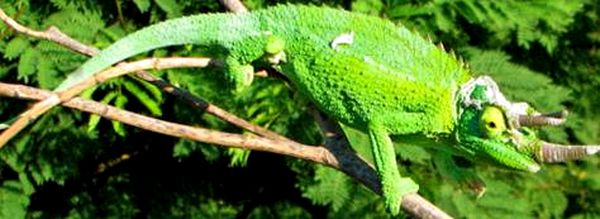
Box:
(517, 110), (568, 127)
(266, 51), (286, 64)
(537, 141), (600, 163)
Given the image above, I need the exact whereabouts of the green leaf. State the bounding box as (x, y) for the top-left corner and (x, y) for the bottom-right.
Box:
(133, 0), (151, 13)
(0, 181), (30, 219)
(341, 125), (374, 162)
(79, 86), (98, 100)
(88, 92), (119, 132)
(112, 95), (128, 136)
(4, 37), (30, 60)
(351, 0), (384, 15)
(154, 0), (183, 18)
(0, 63), (14, 78)
(227, 148), (250, 167)
(17, 47), (39, 82)
(123, 80), (162, 116)
(131, 76), (163, 104)
(302, 166), (351, 211)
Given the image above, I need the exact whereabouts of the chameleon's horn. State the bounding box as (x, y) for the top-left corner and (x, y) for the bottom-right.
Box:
(517, 110), (568, 127)
(538, 141), (600, 163)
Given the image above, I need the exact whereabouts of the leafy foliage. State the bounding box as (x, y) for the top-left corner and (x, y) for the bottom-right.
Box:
(0, 0), (599, 218)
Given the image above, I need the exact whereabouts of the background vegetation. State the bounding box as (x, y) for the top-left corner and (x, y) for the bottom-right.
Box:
(0, 0), (598, 218)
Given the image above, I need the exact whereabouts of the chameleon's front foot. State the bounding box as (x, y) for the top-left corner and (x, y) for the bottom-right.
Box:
(382, 176), (419, 215)
(368, 124), (419, 215)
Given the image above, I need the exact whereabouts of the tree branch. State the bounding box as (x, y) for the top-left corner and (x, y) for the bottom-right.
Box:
(0, 82), (335, 164)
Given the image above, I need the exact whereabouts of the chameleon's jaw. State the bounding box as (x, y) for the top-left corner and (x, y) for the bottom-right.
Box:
(456, 133), (541, 172)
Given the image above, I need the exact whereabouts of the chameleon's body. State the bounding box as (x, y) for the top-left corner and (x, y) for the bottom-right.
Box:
(4, 4), (599, 216)
(54, 6), (469, 213)
(58, 6), (468, 137)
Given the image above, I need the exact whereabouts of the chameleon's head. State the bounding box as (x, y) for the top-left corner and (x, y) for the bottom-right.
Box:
(454, 76), (599, 172)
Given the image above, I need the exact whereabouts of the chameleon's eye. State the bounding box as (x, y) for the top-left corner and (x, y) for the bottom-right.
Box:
(480, 106), (507, 138)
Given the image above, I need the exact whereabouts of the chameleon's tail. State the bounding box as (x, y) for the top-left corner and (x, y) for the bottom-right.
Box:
(0, 11), (261, 148)
(55, 12), (257, 91)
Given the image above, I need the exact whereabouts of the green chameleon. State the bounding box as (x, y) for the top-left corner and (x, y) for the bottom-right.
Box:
(1, 5), (599, 216)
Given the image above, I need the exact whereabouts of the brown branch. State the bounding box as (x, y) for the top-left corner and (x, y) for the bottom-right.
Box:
(0, 82), (335, 164)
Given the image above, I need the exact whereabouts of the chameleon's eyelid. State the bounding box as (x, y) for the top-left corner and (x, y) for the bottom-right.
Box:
(482, 105), (510, 128)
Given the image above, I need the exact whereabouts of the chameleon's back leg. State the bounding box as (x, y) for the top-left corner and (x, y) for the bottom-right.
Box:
(368, 122), (419, 215)
(224, 35), (286, 92)
(224, 56), (255, 92)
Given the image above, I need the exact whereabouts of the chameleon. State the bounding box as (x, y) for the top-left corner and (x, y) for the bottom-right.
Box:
(1, 5), (599, 216)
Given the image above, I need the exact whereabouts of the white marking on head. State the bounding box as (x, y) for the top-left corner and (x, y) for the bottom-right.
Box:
(457, 76), (534, 123)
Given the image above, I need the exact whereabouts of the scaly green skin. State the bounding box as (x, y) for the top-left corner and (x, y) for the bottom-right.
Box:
(43, 5), (548, 215)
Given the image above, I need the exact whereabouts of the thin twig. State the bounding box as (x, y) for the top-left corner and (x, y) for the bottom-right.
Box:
(0, 8), (99, 56)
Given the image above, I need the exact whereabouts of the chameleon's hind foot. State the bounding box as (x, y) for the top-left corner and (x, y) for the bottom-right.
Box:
(226, 59), (254, 93)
